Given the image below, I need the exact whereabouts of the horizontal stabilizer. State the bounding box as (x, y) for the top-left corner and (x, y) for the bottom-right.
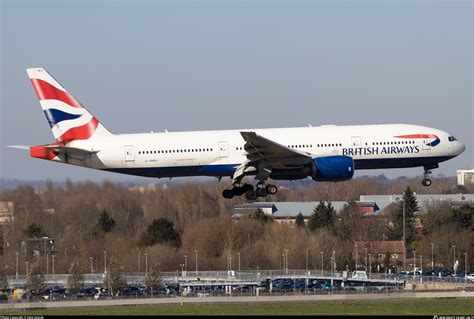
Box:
(28, 143), (99, 160)
(8, 145), (30, 150)
(44, 145), (99, 156)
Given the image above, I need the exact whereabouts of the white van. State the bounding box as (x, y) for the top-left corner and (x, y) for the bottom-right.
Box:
(352, 271), (368, 279)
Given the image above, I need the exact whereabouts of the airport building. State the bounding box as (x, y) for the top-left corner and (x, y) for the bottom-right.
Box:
(232, 193), (474, 222)
(232, 201), (380, 223)
(0, 201), (14, 225)
(353, 240), (405, 270)
(457, 169), (474, 186)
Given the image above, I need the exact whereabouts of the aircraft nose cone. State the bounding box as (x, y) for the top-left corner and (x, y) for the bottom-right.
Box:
(456, 141), (465, 156)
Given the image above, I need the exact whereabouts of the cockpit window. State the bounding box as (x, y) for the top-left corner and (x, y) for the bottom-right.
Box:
(448, 136), (457, 142)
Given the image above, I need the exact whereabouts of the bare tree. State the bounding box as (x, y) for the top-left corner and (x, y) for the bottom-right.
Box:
(144, 263), (162, 295)
(25, 262), (45, 296)
(0, 266), (8, 290)
(67, 262), (85, 296)
(104, 257), (126, 296)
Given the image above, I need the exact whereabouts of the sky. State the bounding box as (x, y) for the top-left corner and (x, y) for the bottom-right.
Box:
(1, 0), (473, 183)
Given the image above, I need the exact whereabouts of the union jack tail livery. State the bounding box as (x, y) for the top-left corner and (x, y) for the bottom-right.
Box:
(26, 68), (112, 143)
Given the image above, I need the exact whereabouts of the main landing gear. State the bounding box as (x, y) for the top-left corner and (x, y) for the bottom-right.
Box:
(222, 182), (278, 200)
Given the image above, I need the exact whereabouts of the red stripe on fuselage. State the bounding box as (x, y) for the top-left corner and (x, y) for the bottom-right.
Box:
(56, 117), (99, 143)
(395, 134), (437, 139)
(31, 79), (82, 108)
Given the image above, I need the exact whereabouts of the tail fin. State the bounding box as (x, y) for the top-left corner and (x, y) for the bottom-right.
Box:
(26, 68), (112, 143)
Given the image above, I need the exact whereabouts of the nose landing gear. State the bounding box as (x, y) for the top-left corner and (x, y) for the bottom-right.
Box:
(422, 170), (432, 187)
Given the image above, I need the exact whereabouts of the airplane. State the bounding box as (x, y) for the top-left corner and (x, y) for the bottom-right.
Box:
(11, 68), (466, 200)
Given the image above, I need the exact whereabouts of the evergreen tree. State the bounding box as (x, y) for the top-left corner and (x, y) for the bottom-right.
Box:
(96, 210), (116, 233)
(251, 208), (273, 224)
(387, 187), (418, 243)
(25, 223), (44, 238)
(452, 204), (473, 229)
(295, 213), (305, 228)
(308, 202), (335, 231)
(403, 186), (419, 217)
(139, 218), (182, 248)
(67, 262), (85, 295)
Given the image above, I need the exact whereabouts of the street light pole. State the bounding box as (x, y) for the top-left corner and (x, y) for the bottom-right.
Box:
(137, 250), (140, 276)
(104, 251), (107, 273)
(284, 249), (289, 275)
(414, 250), (417, 277)
(464, 253), (468, 285)
(15, 252), (19, 279)
(420, 255), (423, 283)
(401, 200), (406, 272)
(452, 245), (456, 275)
(195, 250), (198, 276)
(306, 248), (309, 273)
(368, 254), (371, 278)
(25, 262), (29, 276)
(52, 255), (55, 279)
(89, 257), (93, 274)
(237, 252), (241, 272)
(355, 243), (358, 270)
(431, 243), (434, 270)
(365, 247), (368, 271)
(320, 252), (324, 276)
(144, 253), (148, 277)
(184, 255), (188, 271)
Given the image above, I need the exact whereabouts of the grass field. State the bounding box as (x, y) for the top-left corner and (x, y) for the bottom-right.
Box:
(2, 298), (473, 316)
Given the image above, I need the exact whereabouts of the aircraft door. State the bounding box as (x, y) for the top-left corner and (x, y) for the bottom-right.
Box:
(422, 137), (431, 156)
(218, 141), (229, 158)
(124, 145), (135, 167)
(351, 136), (361, 147)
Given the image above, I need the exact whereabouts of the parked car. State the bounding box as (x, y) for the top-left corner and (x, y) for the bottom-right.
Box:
(466, 272), (474, 282)
(422, 270), (436, 277)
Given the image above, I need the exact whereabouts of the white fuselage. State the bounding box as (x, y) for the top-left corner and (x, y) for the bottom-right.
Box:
(61, 123), (464, 179)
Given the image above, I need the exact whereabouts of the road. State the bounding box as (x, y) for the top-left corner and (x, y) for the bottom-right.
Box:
(1, 291), (473, 310)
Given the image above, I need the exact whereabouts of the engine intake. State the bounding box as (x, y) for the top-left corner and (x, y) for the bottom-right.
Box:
(312, 155), (354, 182)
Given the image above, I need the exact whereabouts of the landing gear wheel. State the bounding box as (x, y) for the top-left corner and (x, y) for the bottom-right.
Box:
(256, 187), (268, 197)
(242, 184), (254, 193)
(245, 190), (258, 201)
(222, 189), (234, 199)
(422, 178), (432, 187)
(266, 184), (278, 195)
(231, 187), (245, 196)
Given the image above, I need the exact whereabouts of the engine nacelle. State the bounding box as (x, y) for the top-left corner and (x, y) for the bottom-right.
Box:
(311, 155), (354, 182)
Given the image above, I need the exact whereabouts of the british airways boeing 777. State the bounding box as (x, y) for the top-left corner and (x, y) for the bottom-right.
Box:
(13, 68), (466, 200)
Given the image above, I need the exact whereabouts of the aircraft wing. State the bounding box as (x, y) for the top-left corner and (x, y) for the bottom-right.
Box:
(240, 131), (313, 169)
